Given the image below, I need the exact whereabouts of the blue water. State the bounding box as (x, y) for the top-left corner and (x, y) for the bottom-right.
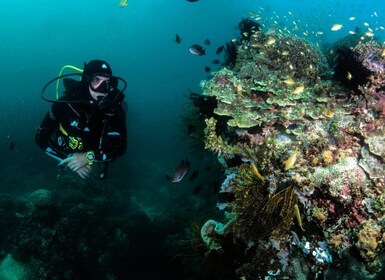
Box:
(0, 0), (385, 279)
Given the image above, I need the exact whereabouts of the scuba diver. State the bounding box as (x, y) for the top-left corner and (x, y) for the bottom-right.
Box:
(36, 59), (127, 180)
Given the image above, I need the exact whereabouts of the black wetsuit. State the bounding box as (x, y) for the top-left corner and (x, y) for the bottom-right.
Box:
(36, 79), (127, 165)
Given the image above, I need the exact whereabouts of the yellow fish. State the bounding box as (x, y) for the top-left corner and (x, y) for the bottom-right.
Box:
(283, 149), (300, 171)
(293, 85), (304, 94)
(250, 162), (264, 181)
(119, 0), (128, 7)
(294, 204), (305, 231)
(381, 49), (385, 57)
(347, 71), (352, 80)
(265, 37), (276, 46)
(284, 78), (295, 85)
(331, 24), (343, 31)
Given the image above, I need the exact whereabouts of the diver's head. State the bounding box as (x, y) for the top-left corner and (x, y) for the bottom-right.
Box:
(82, 59), (113, 100)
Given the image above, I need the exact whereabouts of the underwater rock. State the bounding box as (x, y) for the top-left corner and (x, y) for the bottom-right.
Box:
(356, 219), (383, 266)
(359, 147), (385, 179)
(312, 157), (367, 204)
(26, 189), (54, 210)
(364, 134), (385, 160)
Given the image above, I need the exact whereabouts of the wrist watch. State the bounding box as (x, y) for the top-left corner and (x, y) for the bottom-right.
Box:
(86, 151), (95, 165)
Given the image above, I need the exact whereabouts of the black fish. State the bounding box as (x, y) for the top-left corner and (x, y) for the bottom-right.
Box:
(189, 170), (199, 181)
(188, 44), (205, 56)
(175, 34), (182, 44)
(212, 59), (220, 64)
(9, 141), (15, 151)
(187, 0), (199, 2)
(215, 45), (224, 55)
(192, 184), (204, 195)
(204, 66), (211, 72)
(204, 38), (211, 46)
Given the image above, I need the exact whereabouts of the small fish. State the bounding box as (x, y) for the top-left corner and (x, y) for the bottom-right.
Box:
(204, 66), (211, 72)
(294, 204), (305, 231)
(250, 163), (264, 181)
(187, 0), (199, 2)
(331, 24), (343, 31)
(172, 159), (190, 183)
(265, 37), (276, 45)
(347, 71), (353, 80)
(211, 59), (220, 64)
(293, 85), (304, 94)
(175, 34), (182, 44)
(119, 0), (128, 7)
(281, 51), (289, 56)
(204, 38), (211, 46)
(215, 45), (224, 55)
(189, 170), (199, 181)
(188, 44), (205, 56)
(9, 141), (15, 151)
(349, 16), (356, 21)
(381, 48), (385, 57)
(284, 78), (295, 85)
(365, 31), (374, 37)
(349, 31), (356, 35)
(283, 149), (300, 171)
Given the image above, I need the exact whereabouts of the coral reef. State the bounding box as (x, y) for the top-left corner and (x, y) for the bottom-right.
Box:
(186, 17), (385, 279)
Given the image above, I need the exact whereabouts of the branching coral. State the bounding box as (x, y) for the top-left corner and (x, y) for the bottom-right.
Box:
(203, 117), (238, 158)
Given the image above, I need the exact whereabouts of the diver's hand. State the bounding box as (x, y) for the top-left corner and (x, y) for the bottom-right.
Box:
(75, 164), (92, 179)
(59, 153), (92, 179)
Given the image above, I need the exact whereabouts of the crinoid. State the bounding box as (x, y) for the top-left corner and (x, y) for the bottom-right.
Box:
(230, 164), (298, 241)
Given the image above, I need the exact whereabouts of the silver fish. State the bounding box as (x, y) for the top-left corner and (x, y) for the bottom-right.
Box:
(172, 159), (190, 183)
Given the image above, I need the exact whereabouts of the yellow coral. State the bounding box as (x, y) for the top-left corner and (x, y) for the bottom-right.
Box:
(322, 150), (334, 164)
(328, 233), (344, 248)
(312, 207), (327, 222)
(356, 219), (382, 262)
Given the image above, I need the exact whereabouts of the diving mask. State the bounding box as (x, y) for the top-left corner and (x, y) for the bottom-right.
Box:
(90, 75), (110, 94)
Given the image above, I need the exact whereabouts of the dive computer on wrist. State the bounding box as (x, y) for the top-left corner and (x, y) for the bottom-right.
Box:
(86, 151), (95, 165)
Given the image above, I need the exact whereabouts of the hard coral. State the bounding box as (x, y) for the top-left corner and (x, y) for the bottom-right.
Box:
(356, 219), (382, 263)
